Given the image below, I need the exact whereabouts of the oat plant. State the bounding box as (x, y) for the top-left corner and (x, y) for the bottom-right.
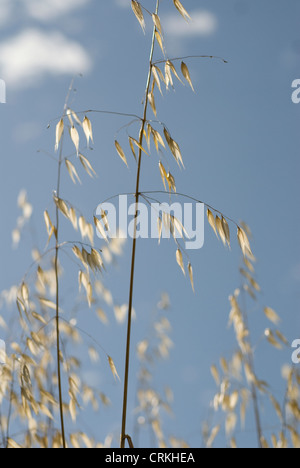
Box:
(0, 0), (267, 449)
(94, 0), (253, 448)
(0, 82), (125, 448)
(209, 226), (300, 448)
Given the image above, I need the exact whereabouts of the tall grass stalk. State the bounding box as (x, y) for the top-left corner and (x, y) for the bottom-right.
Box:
(53, 79), (75, 448)
(120, 0), (160, 449)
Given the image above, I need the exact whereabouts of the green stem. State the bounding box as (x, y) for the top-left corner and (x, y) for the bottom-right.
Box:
(54, 79), (74, 449)
(120, 0), (159, 449)
(240, 284), (263, 448)
(54, 148), (66, 449)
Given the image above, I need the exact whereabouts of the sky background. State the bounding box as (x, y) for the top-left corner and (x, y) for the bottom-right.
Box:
(0, 0), (299, 448)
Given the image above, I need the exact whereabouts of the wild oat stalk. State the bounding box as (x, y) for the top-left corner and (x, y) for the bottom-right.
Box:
(239, 286), (263, 449)
(120, 0), (160, 448)
(208, 229), (300, 448)
(119, 0), (246, 447)
(2, 0), (297, 450)
(53, 79), (75, 448)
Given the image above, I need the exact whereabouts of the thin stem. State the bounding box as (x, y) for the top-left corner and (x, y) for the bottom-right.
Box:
(281, 386), (289, 442)
(120, 0), (159, 449)
(250, 367), (263, 448)
(240, 283), (263, 448)
(54, 149), (66, 449)
(142, 191), (239, 227)
(94, 190), (240, 228)
(0, 408), (5, 448)
(5, 359), (15, 448)
(54, 79), (74, 449)
(48, 109), (142, 129)
(153, 55), (228, 65)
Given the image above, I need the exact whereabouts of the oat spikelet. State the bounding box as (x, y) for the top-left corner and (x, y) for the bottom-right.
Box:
(181, 62), (194, 92)
(93, 216), (108, 243)
(188, 262), (194, 292)
(79, 154), (97, 178)
(82, 116), (93, 146)
(108, 356), (120, 381)
(131, 1), (145, 33)
(176, 249), (185, 276)
(55, 118), (64, 151)
(207, 209), (218, 238)
(173, 0), (191, 22)
(70, 126), (80, 156)
(237, 226), (253, 258)
(115, 140), (128, 166)
(264, 307), (280, 325)
(65, 159), (81, 185)
(211, 365), (220, 385)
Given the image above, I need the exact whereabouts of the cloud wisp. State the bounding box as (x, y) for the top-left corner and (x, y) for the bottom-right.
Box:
(0, 0), (92, 89)
(24, 0), (91, 22)
(0, 29), (92, 89)
(163, 10), (218, 38)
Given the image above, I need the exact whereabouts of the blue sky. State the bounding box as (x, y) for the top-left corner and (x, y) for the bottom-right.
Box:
(0, 0), (299, 448)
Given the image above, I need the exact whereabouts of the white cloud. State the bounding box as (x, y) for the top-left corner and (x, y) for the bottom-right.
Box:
(114, 0), (131, 8)
(0, 0), (91, 27)
(0, 29), (92, 88)
(24, 0), (90, 21)
(0, 0), (13, 26)
(163, 10), (218, 37)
